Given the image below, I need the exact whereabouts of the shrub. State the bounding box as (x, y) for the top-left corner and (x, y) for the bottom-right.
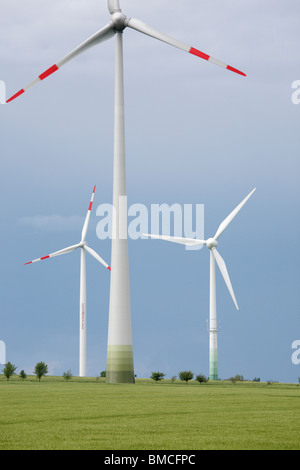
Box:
(150, 372), (165, 383)
(229, 374), (244, 383)
(2, 362), (17, 381)
(196, 374), (208, 384)
(63, 370), (72, 381)
(19, 370), (27, 380)
(179, 371), (194, 383)
(34, 362), (48, 381)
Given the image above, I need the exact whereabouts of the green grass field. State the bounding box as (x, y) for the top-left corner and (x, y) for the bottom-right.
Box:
(0, 376), (299, 450)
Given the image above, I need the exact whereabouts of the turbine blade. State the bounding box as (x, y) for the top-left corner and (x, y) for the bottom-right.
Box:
(213, 188), (256, 240)
(24, 243), (80, 265)
(108, 0), (121, 14)
(84, 245), (111, 271)
(7, 24), (115, 103)
(212, 248), (239, 310)
(127, 18), (246, 77)
(143, 233), (206, 247)
(81, 185), (96, 242)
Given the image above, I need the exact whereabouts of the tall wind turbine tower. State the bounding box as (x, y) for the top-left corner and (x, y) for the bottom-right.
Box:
(7, 0), (245, 382)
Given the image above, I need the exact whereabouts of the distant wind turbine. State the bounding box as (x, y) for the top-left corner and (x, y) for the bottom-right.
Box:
(144, 188), (256, 381)
(25, 186), (111, 377)
(8, 0), (246, 383)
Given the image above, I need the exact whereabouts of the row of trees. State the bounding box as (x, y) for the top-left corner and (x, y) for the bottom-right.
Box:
(2, 362), (48, 381)
(151, 371), (208, 383)
(150, 372), (284, 384)
(4, 364), (282, 384)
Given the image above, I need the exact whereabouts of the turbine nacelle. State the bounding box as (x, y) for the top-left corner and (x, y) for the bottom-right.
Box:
(110, 12), (128, 32)
(206, 238), (218, 250)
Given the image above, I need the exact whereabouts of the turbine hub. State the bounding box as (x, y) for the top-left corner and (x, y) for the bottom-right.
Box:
(206, 238), (218, 250)
(111, 12), (128, 31)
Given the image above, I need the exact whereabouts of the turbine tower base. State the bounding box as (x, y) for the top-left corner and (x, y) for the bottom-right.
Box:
(209, 326), (219, 381)
(106, 345), (135, 384)
(209, 347), (219, 381)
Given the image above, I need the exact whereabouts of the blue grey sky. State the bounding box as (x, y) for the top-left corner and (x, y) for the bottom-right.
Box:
(0, 0), (299, 382)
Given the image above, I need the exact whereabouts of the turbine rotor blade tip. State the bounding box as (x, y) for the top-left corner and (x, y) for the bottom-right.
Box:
(6, 89), (25, 103)
(227, 65), (246, 77)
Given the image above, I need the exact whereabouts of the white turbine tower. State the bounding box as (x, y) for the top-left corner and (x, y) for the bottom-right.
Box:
(144, 188), (256, 381)
(25, 186), (111, 377)
(7, 0), (245, 383)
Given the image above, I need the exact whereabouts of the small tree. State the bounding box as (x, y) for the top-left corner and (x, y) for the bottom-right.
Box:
(196, 374), (208, 384)
(151, 371), (165, 383)
(179, 371), (194, 383)
(234, 374), (244, 382)
(19, 370), (27, 381)
(2, 362), (17, 381)
(229, 374), (244, 383)
(100, 370), (106, 378)
(34, 362), (48, 381)
(63, 370), (72, 381)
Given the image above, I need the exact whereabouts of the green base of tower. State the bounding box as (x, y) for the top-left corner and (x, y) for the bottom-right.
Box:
(209, 374), (219, 381)
(209, 348), (218, 381)
(106, 345), (135, 384)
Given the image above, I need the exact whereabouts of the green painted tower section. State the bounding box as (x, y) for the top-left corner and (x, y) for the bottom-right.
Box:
(209, 346), (218, 381)
(106, 345), (135, 384)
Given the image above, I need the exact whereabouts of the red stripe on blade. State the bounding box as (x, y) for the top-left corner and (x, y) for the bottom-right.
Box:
(93, 185), (96, 193)
(107, 266), (111, 271)
(227, 65), (246, 77)
(41, 256), (50, 261)
(189, 47), (210, 61)
(39, 64), (59, 81)
(88, 202), (93, 211)
(24, 261), (32, 265)
(6, 89), (25, 103)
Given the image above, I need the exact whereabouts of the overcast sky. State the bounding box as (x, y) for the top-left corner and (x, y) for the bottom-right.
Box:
(0, 0), (299, 382)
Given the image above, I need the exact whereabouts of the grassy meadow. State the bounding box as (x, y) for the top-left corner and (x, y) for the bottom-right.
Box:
(0, 376), (299, 450)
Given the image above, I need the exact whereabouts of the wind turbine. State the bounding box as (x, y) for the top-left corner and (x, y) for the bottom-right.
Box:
(25, 186), (111, 377)
(7, 0), (246, 383)
(144, 188), (256, 381)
